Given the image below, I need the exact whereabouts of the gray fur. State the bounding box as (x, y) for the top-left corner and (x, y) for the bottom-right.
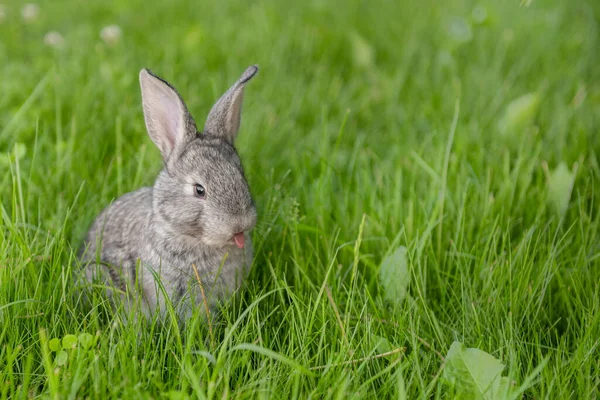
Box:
(79, 65), (259, 320)
(204, 65), (258, 143)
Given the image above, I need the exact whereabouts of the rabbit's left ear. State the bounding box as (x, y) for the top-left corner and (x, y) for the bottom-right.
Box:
(139, 69), (197, 161)
(204, 65), (258, 143)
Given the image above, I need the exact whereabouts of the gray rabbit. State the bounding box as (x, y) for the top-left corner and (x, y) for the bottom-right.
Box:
(79, 65), (259, 320)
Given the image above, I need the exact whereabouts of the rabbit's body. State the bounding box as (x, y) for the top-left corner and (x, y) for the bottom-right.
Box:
(80, 66), (259, 319)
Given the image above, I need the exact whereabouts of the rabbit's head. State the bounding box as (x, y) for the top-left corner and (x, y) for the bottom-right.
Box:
(139, 66), (258, 248)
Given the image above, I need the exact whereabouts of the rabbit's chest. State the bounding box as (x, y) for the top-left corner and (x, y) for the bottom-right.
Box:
(145, 240), (253, 303)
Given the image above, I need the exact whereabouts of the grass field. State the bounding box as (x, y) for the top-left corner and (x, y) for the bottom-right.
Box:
(1, 0), (599, 398)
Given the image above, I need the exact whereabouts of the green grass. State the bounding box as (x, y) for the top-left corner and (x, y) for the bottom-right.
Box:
(1, 0), (599, 398)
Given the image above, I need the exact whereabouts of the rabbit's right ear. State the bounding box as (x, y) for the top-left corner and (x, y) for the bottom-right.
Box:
(203, 65), (258, 144)
(139, 69), (197, 161)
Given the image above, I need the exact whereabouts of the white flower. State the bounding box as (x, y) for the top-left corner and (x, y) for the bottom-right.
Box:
(503, 28), (514, 43)
(44, 31), (65, 48)
(100, 25), (122, 45)
(471, 6), (488, 25)
(21, 3), (39, 23)
(446, 17), (473, 43)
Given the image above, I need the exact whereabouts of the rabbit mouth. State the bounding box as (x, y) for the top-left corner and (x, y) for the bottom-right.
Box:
(232, 232), (245, 249)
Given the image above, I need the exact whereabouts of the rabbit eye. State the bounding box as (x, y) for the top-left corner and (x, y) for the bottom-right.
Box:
(193, 184), (206, 199)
